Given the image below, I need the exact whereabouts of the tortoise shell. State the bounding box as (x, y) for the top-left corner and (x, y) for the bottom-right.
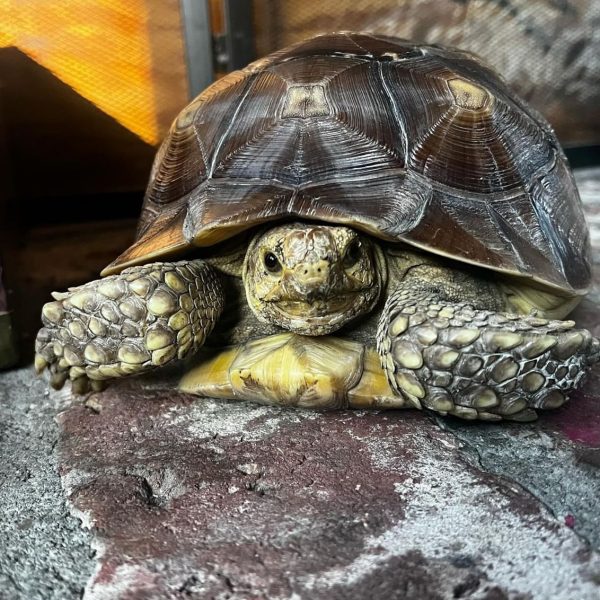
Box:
(104, 32), (591, 295)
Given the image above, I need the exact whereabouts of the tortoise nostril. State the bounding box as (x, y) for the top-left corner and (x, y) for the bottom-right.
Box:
(296, 261), (329, 283)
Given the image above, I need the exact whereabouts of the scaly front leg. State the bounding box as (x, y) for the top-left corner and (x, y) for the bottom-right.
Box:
(35, 260), (224, 392)
(377, 270), (600, 421)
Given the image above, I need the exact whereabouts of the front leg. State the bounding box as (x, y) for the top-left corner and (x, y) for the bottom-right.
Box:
(35, 260), (224, 392)
(377, 269), (600, 421)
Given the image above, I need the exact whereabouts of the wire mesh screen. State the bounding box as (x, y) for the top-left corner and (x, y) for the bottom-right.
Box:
(0, 0), (189, 146)
(0, 0), (193, 218)
(253, 0), (600, 147)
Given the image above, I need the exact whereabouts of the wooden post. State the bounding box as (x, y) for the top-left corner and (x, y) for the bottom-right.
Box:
(0, 80), (18, 368)
(0, 260), (18, 368)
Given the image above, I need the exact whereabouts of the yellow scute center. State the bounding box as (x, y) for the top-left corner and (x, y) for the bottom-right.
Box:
(448, 78), (491, 110)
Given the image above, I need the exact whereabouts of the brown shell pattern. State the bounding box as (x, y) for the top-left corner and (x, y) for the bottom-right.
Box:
(106, 32), (591, 295)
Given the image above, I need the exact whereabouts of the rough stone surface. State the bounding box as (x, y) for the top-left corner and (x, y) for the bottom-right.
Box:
(1, 168), (600, 599)
(442, 168), (600, 556)
(442, 379), (600, 546)
(0, 370), (94, 599)
(56, 384), (600, 600)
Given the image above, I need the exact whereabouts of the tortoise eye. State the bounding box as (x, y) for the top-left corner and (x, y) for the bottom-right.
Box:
(264, 252), (282, 273)
(343, 240), (362, 268)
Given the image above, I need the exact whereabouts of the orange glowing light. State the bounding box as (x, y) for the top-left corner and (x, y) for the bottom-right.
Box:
(0, 0), (177, 145)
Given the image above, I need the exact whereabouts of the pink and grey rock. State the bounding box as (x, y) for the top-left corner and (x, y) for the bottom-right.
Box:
(52, 170), (600, 599)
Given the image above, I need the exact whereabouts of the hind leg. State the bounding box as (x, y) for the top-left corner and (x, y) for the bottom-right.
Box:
(35, 260), (224, 392)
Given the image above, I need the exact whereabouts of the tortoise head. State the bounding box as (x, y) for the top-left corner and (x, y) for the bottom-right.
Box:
(243, 222), (386, 335)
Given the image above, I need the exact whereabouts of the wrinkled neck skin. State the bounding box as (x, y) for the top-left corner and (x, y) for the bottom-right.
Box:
(243, 222), (387, 335)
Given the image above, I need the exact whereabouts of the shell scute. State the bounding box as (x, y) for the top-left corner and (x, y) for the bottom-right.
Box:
(103, 33), (590, 296)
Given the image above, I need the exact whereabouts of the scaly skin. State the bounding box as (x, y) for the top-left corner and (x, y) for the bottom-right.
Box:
(35, 224), (599, 421)
(35, 261), (224, 392)
(243, 223), (386, 335)
(377, 270), (600, 421)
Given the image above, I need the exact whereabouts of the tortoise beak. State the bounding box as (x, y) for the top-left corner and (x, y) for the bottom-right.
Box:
(276, 259), (342, 304)
(291, 260), (332, 302)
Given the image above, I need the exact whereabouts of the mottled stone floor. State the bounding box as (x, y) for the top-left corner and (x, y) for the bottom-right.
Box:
(1, 168), (599, 599)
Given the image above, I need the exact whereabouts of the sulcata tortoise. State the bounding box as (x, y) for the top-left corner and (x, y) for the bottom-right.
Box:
(35, 32), (599, 421)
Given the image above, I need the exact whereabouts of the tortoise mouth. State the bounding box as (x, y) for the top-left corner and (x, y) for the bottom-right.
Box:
(277, 293), (358, 317)
(266, 292), (373, 335)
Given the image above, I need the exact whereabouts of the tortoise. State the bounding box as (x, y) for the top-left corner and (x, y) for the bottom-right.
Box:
(35, 32), (599, 422)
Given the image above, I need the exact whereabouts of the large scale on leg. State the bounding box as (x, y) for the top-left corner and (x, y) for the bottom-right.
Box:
(35, 33), (598, 421)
